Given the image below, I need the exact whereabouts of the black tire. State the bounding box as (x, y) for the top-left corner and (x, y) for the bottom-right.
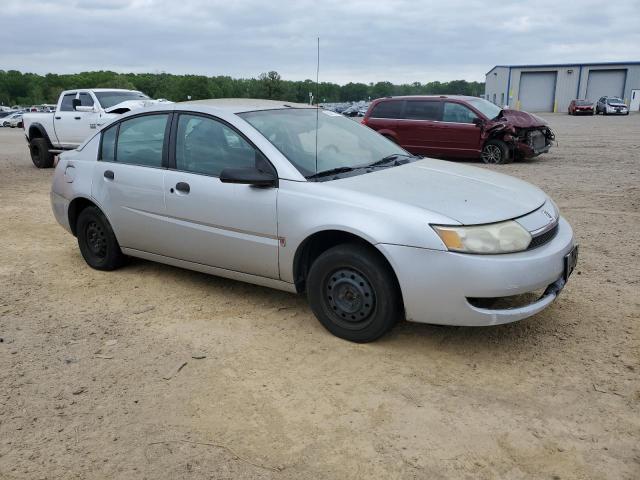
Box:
(29, 137), (55, 168)
(481, 139), (511, 164)
(76, 206), (125, 271)
(306, 243), (401, 342)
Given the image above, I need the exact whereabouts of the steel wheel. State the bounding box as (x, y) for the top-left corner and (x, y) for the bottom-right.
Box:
(324, 268), (376, 329)
(76, 206), (125, 271)
(85, 221), (107, 259)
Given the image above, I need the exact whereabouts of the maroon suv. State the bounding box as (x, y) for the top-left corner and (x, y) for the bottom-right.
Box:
(362, 95), (554, 164)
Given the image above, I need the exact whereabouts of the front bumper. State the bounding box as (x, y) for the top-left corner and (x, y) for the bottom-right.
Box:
(516, 142), (551, 158)
(606, 106), (628, 115)
(378, 217), (575, 326)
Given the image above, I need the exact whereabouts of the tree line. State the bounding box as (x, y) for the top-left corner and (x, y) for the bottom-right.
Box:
(0, 69), (484, 107)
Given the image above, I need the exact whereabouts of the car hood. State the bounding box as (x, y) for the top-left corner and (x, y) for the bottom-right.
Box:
(488, 109), (548, 129)
(104, 99), (166, 114)
(607, 102), (627, 107)
(328, 158), (547, 225)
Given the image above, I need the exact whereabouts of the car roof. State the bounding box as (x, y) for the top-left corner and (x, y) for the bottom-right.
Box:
(375, 95), (481, 102)
(180, 98), (312, 114)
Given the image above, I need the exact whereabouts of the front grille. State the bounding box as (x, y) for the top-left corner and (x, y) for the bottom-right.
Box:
(528, 223), (558, 250)
(468, 287), (547, 310)
(529, 130), (546, 150)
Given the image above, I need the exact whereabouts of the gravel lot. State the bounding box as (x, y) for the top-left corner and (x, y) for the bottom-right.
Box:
(1, 114), (638, 479)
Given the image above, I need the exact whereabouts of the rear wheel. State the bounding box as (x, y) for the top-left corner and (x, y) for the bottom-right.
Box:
(306, 244), (401, 342)
(29, 137), (55, 168)
(481, 139), (511, 164)
(76, 206), (125, 271)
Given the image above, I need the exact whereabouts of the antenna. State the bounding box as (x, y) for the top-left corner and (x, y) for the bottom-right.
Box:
(314, 37), (320, 174)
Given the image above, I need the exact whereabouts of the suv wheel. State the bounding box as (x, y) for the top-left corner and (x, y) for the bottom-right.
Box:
(306, 244), (401, 343)
(481, 140), (511, 164)
(29, 138), (55, 168)
(76, 206), (125, 271)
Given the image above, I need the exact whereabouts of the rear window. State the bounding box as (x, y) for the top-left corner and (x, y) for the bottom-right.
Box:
(369, 100), (402, 119)
(404, 101), (441, 121)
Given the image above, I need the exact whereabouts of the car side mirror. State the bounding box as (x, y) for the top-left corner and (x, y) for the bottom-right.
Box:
(219, 167), (277, 187)
(72, 98), (81, 110)
(472, 117), (484, 127)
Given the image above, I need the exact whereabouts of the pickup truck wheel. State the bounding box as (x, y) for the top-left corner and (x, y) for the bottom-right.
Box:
(306, 244), (400, 343)
(29, 138), (54, 168)
(481, 140), (511, 164)
(76, 206), (125, 271)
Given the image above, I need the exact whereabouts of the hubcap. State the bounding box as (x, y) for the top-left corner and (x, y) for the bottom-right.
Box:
(86, 221), (107, 258)
(325, 268), (375, 327)
(482, 144), (501, 163)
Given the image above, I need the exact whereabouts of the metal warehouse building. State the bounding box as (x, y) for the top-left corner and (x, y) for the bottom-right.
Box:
(484, 62), (640, 112)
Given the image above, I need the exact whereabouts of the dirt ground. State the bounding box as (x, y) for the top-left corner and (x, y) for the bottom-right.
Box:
(0, 113), (638, 480)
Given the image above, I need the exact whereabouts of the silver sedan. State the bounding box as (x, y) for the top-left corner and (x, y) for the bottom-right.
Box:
(51, 99), (577, 342)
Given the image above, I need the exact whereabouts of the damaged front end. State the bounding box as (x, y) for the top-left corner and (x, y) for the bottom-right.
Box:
(483, 110), (555, 160)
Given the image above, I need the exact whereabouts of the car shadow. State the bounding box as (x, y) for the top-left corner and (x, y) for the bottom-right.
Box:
(119, 256), (572, 358)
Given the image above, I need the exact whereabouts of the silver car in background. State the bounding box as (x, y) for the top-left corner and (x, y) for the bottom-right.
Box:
(51, 99), (578, 342)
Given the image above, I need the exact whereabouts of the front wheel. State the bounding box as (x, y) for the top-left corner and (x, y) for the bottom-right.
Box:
(306, 244), (401, 342)
(481, 139), (511, 164)
(76, 206), (125, 271)
(29, 137), (55, 168)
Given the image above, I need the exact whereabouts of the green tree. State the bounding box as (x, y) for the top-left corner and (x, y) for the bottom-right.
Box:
(258, 71), (283, 99)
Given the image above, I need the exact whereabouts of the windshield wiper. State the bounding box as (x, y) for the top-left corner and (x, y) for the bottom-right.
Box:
(366, 153), (416, 168)
(306, 166), (357, 180)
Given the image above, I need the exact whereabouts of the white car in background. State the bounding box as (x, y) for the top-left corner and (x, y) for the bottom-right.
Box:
(50, 99), (578, 343)
(2, 112), (23, 127)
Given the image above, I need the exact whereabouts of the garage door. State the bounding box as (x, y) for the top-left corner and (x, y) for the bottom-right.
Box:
(518, 72), (557, 112)
(586, 69), (626, 101)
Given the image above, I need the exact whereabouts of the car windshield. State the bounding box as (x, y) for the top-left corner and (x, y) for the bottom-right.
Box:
(576, 100), (592, 106)
(95, 91), (150, 108)
(607, 98), (624, 104)
(239, 108), (408, 178)
(465, 98), (502, 119)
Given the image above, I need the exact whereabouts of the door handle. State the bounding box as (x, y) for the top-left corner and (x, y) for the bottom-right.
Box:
(55, 116), (61, 120)
(175, 182), (190, 193)
(104, 170), (114, 180)
(74, 116), (81, 120)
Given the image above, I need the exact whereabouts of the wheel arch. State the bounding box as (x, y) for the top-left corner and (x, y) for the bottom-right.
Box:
(292, 229), (402, 302)
(28, 123), (54, 148)
(67, 196), (114, 237)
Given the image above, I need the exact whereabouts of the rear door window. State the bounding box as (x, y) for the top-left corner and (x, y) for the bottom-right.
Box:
(442, 102), (478, 123)
(404, 101), (442, 121)
(115, 114), (169, 167)
(370, 101), (403, 119)
(99, 124), (117, 162)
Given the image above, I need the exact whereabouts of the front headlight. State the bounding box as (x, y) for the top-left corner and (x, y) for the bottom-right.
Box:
(432, 221), (532, 254)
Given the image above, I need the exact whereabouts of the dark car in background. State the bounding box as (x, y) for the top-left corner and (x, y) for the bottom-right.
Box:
(568, 99), (594, 115)
(362, 96), (554, 164)
(596, 96), (629, 115)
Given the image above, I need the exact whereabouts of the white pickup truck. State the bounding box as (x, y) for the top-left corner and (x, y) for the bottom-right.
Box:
(23, 88), (165, 168)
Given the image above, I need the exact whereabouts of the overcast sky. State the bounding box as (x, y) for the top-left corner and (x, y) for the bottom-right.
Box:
(2, 0), (639, 84)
